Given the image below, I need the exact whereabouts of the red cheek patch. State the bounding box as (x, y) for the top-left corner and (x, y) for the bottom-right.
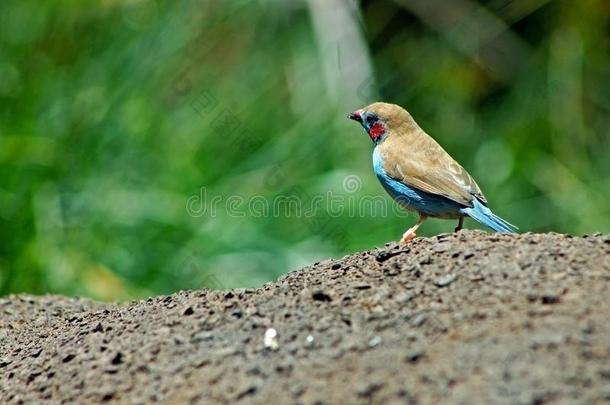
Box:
(369, 122), (385, 141)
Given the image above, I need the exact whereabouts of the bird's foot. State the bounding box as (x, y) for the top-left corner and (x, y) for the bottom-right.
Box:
(400, 228), (417, 244)
(454, 217), (464, 233)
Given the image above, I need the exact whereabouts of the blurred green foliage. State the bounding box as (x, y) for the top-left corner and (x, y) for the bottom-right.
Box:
(1, 0), (608, 300)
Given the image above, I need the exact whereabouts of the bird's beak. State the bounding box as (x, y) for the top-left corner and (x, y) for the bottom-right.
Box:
(348, 109), (362, 123)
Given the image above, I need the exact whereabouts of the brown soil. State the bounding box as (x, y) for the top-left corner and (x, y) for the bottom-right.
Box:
(1, 231), (609, 404)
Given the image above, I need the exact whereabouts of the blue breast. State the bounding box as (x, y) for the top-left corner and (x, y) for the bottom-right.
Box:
(372, 147), (465, 219)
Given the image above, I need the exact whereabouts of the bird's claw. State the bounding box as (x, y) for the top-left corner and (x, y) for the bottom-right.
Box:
(400, 229), (417, 244)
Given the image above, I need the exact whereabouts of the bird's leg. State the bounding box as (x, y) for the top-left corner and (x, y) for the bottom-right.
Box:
(455, 217), (464, 233)
(401, 214), (427, 243)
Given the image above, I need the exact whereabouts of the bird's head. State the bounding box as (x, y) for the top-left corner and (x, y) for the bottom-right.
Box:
(348, 102), (416, 145)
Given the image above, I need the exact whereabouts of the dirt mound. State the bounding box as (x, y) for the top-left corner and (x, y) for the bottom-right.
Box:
(1, 231), (609, 404)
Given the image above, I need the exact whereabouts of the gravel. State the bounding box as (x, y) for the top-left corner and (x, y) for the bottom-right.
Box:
(1, 231), (609, 404)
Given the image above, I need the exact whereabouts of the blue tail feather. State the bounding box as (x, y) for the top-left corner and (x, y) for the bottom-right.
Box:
(461, 199), (517, 233)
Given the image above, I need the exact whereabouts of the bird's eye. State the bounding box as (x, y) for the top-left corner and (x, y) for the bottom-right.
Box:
(366, 115), (377, 125)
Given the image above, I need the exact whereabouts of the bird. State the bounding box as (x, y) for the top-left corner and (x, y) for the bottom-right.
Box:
(348, 102), (516, 243)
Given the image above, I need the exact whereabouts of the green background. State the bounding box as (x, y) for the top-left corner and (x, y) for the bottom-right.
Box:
(1, 0), (608, 300)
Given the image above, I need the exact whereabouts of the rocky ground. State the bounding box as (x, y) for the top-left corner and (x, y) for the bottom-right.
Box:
(1, 231), (609, 404)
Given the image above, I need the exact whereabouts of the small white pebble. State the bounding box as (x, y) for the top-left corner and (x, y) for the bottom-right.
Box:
(264, 328), (279, 350)
(306, 335), (314, 344)
(368, 336), (381, 347)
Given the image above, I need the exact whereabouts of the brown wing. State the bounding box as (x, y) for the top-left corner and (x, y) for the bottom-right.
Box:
(380, 129), (487, 207)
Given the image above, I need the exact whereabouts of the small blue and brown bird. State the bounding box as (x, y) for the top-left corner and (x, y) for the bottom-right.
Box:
(348, 102), (516, 243)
